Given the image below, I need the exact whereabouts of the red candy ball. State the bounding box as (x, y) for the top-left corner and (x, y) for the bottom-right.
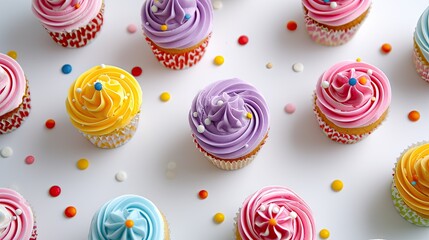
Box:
(49, 185), (61, 197)
(238, 35), (249, 45)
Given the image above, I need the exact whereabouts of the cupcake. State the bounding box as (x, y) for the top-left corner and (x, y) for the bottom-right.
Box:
(189, 78), (269, 170)
(141, 0), (213, 70)
(32, 0), (105, 48)
(391, 142), (429, 226)
(413, 6), (429, 82)
(65, 65), (142, 149)
(89, 194), (170, 239)
(235, 186), (316, 240)
(0, 53), (31, 134)
(313, 60), (391, 144)
(302, 0), (371, 46)
(0, 188), (38, 239)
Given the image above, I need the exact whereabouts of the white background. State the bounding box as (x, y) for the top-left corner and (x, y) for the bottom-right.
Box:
(1, 1), (429, 239)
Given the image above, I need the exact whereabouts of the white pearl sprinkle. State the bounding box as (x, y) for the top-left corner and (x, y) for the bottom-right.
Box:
(330, 2), (337, 8)
(151, 5), (158, 12)
(371, 97), (376, 101)
(204, 118), (211, 125)
(259, 205), (266, 211)
(100, 64), (106, 68)
(217, 100), (224, 106)
(197, 125), (205, 133)
(76, 88), (82, 93)
(290, 211), (298, 219)
(292, 62), (304, 72)
(15, 209), (22, 216)
(322, 81), (330, 88)
(120, 74), (125, 79)
(167, 161), (177, 170)
(244, 144), (249, 148)
(367, 69), (373, 75)
(273, 206), (280, 214)
(212, 1), (223, 9)
(115, 171), (128, 182)
(0, 147), (13, 158)
(193, 112), (198, 118)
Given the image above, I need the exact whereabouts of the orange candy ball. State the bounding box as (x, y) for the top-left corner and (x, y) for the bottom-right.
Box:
(198, 190), (208, 199)
(381, 43), (392, 54)
(408, 110), (420, 122)
(64, 206), (77, 218)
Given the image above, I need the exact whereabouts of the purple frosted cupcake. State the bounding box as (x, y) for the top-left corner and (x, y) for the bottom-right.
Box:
(189, 78), (270, 170)
(141, 0), (213, 70)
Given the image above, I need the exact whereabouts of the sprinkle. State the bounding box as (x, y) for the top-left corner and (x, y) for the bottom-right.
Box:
(193, 112), (198, 117)
(408, 110), (420, 122)
(12, 216), (16, 220)
(72, 99), (76, 102)
(213, 56), (224, 66)
(131, 66), (142, 77)
(167, 161), (177, 170)
(197, 125), (205, 133)
(74, 3), (80, 9)
(76, 88), (82, 93)
(125, 219), (134, 228)
(61, 64), (72, 74)
(204, 118), (211, 125)
(25, 155), (35, 165)
(244, 144), (249, 148)
(0, 147), (13, 158)
(266, 62), (273, 69)
(45, 119), (56, 129)
(331, 179), (343, 192)
(238, 35), (249, 45)
(259, 205), (266, 211)
(272, 206), (280, 213)
(198, 190), (208, 199)
(160, 92), (171, 102)
(284, 103), (296, 114)
(115, 171), (128, 182)
(184, 13), (191, 20)
(15, 209), (22, 215)
(212, 1), (223, 9)
(94, 82), (103, 91)
(213, 213), (225, 224)
(7, 51), (17, 60)
(323, 0), (330, 2)
(319, 229), (330, 239)
(367, 69), (373, 75)
(127, 24), (137, 33)
(49, 185), (61, 197)
(268, 218), (277, 226)
(330, 2), (337, 8)
(151, 5), (158, 12)
(160, 24), (168, 31)
(217, 100), (224, 106)
(76, 158), (89, 170)
(356, 57), (362, 62)
(100, 64), (106, 68)
(289, 211), (298, 219)
(322, 81), (330, 88)
(286, 21), (298, 31)
(64, 206), (77, 218)
(120, 74), (125, 79)
(292, 62), (304, 72)
(411, 181), (417, 186)
(413, 174), (419, 181)
(381, 43), (392, 54)
(371, 97), (376, 101)
(358, 77), (367, 85)
(348, 78), (357, 86)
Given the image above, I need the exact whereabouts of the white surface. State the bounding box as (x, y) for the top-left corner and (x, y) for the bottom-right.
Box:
(1, 1), (429, 239)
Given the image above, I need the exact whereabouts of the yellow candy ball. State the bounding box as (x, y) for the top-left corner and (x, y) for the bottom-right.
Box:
(356, 57), (361, 62)
(331, 179), (343, 192)
(319, 228), (330, 239)
(76, 158), (89, 170)
(160, 92), (171, 102)
(160, 24), (168, 31)
(7, 51), (17, 60)
(214, 56), (224, 66)
(213, 212), (225, 224)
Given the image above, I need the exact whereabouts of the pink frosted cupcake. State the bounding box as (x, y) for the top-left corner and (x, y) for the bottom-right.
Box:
(0, 188), (37, 239)
(302, 0), (371, 46)
(235, 186), (316, 240)
(413, 6), (429, 82)
(313, 60), (391, 144)
(0, 53), (31, 134)
(32, 0), (105, 48)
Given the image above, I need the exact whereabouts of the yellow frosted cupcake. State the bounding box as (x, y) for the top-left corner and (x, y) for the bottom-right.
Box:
(65, 65), (142, 149)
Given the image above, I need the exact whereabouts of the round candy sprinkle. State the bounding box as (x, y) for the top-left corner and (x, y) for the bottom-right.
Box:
(356, 57), (362, 62)
(151, 5), (158, 13)
(15, 209), (22, 215)
(358, 76), (367, 85)
(45, 119), (56, 129)
(131, 66), (142, 77)
(76, 158), (89, 170)
(319, 228), (330, 239)
(266, 62), (273, 69)
(286, 21), (298, 31)
(115, 171), (128, 182)
(61, 64), (72, 74)
(381, 43), (392, 54)
(246, 112), (253, 119)
(292, 63), (304, 72)
(213, 213), (225, 224)
(160, 92), (171, 102)
(94, 82), (103, 91)
(204, 118), (211, 125)
(64, 206), (77, 218)
(330, 2), (337, 8)
(284, 103), (296, 114)
(25, 155), (35, 165)
(197, 125), (205, 133)
(212, 1), (223, 9)
(74, 3), (80, 9)
(411, 181), (417, 186)
(127, 24), (137, 33)
(193, 112), (198, 118)
(184, 13), (191, 20)
(322, 81), (330, 88)
(160, 24), (168, 31)
(49, 185), (61, 197)
(348, 78), (357, 86)
(198, 190), (208, 199)
(238, 35), (249, 45)
(214, 56), (224, 66)
(408, 110), (420, 122)
(0, 147), (13, 158)
(125, 219), (134, 228)
(331, 179), (344, 192)
(7, 51), (17, 60)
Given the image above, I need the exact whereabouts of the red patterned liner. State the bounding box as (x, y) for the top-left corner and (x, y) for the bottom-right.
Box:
(30, 223), (38, 240)
(413, 45), (429, 83)
(45, 3), (105, 48)
(145, 34), (211, 70)
(0, 85), (31, 134)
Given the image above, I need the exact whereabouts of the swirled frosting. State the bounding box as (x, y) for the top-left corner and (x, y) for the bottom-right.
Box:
(141, 0), (213, 49)
(0, 188), (34, 240)
(189, 78), (269, 160)
(302, 0), (371, 27)
(32, 0), (103, 32)
(0, 53), (26, 117)
(89, 194), (165, 240)
(415, 6), (429, 62)
(394, 143), (429, 218)
(237, 186), (315, 240)
(65, 65), (142, 136)
(315, 61), (391, 128)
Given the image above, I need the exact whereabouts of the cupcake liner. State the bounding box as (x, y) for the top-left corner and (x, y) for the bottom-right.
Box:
(145, 33), (211, 70)
(46, 2), (105, 48)
(0, 82), (31, 134)
(81, 114), (139, 149)
(30, 222), (38, 240)
(413, 44), (429, 83)
(304, 15), (362, 46)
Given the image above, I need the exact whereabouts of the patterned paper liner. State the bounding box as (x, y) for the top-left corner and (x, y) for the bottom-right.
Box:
(0, 82), (31, 134)
(304, 15), (362, 46)
(391, 182), (429, 227)
(81, 114), (139, 149)
(145, 34), (211, 70)
(45, 2), (105, 48)
(413, 45), (429, 83)
(30, 223), (38, 240)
